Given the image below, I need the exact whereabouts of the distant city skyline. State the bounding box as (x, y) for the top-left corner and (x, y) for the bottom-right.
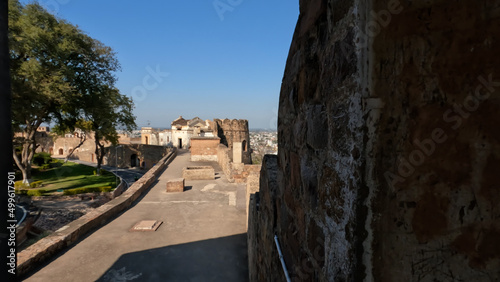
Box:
(22, 0), (299, 129)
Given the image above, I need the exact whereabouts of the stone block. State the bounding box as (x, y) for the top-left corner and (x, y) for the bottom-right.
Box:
(182, 166), (215, 180)
(166, 178), (184, 192)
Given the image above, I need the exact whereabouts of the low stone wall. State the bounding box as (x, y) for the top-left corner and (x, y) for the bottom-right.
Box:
(245, 164), (261, 230)
(248, 155), (281, 281)
(17, 149), (178, 276)
(191, 155), (217, 162)
(111, 178), (125, 198)
(182, 166), (215, 180)
(217, 144), (233, 182)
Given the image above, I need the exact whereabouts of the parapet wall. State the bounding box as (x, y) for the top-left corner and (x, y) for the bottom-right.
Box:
(217, 144), (233, 182)
(17, 149), (178, 277)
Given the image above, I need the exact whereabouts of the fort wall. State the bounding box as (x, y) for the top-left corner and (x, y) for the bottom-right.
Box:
(248, 0), (500, 281)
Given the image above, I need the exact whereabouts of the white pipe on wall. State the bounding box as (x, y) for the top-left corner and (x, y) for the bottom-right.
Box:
(274, 235), (292, 282)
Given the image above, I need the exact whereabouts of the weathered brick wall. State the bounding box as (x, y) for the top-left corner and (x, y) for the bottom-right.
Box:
(52, 136), (99, 162)
(248, 0), (500, 281)
(190, 137), (220, 161)
(106, 144), (168, 170)
(217, 144), (234, 182)
(245, 164), (261, 229)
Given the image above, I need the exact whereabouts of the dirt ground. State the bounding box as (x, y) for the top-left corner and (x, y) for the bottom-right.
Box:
(19, 194), (110, 232)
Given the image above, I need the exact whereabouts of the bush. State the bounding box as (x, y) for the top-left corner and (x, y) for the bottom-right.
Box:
(40, 164), (51, 170)
(14, 180), (29, 189)
(50, 159), (63, 168)
(33, 152), (52, 166)
(63, 186), (113, 195)
(27, 189), (46, 197)
(99, 186), (113, 192)
(15, 189), (28, 195)
(15, 180), (43, 189)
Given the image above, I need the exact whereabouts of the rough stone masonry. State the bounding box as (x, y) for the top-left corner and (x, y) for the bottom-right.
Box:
(248, 0), (500, 281)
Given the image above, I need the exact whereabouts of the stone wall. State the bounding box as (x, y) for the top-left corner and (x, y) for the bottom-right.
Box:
(182, 166), (215, 180)
(369, 1), (500, 280)
(17, 150), (177, 276)
(106, 144), (168, 170)
(245, 164), (261, 230)
(190, 137), (220, 161)
(248, 155), (283, 281)
(217, 144), (234, 182)
(52, 136), (99, 162)
(248, 0), (500, 281)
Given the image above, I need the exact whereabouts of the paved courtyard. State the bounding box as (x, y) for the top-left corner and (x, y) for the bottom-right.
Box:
(23, 150), (249, 281)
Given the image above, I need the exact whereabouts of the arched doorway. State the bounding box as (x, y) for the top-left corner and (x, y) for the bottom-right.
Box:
(242, 140), (247, 152)
(131, 154), (138, 167)
(58, 148), (63, 155)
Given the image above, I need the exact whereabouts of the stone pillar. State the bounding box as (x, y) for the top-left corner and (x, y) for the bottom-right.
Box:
(166, 178), (184, 192)
(233, 142), (242, 164)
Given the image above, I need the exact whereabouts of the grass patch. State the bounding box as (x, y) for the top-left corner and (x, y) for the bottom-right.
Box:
(63, 186), (113, 195)
(28, 162), (116, 195)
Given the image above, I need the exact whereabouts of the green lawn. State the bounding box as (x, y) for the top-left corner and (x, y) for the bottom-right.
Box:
(31, 161), (116, 193)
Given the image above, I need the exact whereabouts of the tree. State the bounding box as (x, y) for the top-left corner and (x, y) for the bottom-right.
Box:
(9, 0), (121, 183)
(52, 119), (92, 163)
(84, 86), (136, 175)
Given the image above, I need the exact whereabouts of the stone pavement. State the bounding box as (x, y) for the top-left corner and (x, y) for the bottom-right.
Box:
(22, 150), (249, 281)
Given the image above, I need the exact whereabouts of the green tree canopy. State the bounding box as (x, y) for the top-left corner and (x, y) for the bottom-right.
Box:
(10, 0), (135, 182)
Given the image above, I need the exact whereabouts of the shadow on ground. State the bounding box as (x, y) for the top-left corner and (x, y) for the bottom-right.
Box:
(96, 233), (249, 282)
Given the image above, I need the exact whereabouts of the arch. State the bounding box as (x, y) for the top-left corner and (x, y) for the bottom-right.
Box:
(131, 154), (138, 167)
(242, 140), (247, 152)
(145, 136), (149, 145)
(58, 148), (64, 155)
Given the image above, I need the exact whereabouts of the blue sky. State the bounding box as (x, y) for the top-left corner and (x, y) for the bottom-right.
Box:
(25, 0), (299, 129)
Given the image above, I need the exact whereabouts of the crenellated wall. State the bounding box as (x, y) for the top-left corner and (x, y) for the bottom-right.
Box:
(249, 0), (500, 281)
